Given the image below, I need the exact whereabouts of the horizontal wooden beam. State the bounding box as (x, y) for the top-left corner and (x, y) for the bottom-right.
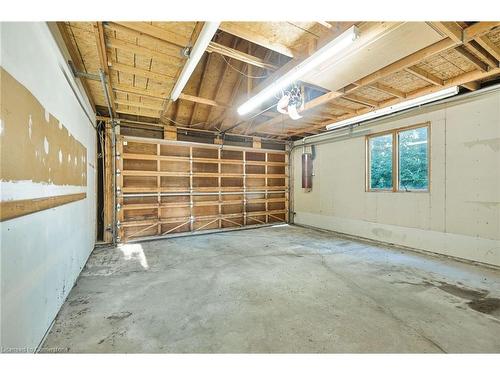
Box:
(109, 61), (176, 83)
(404, 66), (444, 86)
(106, 37), (183, 67)
(219, 22), (295, 57)
(455, 45), (490, 71)
(370, 82), (407, 98)
(317, 21), (333, 29)
(461, 81), (480, 91)
(116, 107), (161, 118)
(104, 23), (186, 60)
(431, 22), (463, 43)
(112, 22), (191, 47)
(1, 193), (86, 221)
(354, 38), (456, 87)
(249, 22), (499, 138)
(474, 36), (500, 63)
(463, 22), (500, 42)
(206, 41), (278, 70)
(115, 99), (164, 111)
(288, 66), (500, 137)
(343, 94), (379, 107)
(179, 93), (228, 107)
(113, 83), (169, 99)
(466, 41), (499, 68)
(328, 103), (357, 115)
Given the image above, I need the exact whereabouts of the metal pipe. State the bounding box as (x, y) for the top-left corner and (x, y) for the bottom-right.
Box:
(99, 69), (117, 246)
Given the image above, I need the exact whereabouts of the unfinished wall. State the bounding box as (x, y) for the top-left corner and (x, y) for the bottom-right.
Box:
(0, 23), (96, 351)
(292, 89), (500, 267)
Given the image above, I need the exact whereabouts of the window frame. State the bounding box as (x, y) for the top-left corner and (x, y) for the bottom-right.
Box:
(365, 122), (430, 193)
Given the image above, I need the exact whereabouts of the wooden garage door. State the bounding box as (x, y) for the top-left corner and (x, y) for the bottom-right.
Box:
(117, 136), (289, 242)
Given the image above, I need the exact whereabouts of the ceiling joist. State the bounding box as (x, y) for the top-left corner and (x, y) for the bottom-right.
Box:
(206, 41), (278, 70)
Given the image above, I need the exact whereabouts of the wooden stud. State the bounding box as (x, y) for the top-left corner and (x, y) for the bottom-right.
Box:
(103, 122), (114, 242)
(163, 125), (177, 140)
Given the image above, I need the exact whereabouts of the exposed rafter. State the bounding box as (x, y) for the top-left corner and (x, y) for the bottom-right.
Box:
(219, 22), (296, 57)
(206, 41), (278, 70)
(251, 22), (500, 138)
(404, 66), (444, 86)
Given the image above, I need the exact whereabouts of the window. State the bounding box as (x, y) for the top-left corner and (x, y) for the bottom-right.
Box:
(368, 134), (393, 190)
(366, 123), (429, 192)
(398, 127), (428, 191)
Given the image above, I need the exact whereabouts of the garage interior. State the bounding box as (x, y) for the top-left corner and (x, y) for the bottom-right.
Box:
(1, 20), (500, 354)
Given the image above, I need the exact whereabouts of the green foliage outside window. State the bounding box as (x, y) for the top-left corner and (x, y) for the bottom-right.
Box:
(368, 125), (429, 191)
(398, 127), (428, 190)
(369, 134), (393, 189)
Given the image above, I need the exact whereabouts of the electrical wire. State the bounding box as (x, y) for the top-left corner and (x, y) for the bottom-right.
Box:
(162, 116), (206, 128)
(219, 55), (269, 79)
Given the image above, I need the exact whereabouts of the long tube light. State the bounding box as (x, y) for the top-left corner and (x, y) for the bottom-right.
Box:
(170, 22), (220, 101)
(237, 25), (359, 116)
(325, 86), (460, 130)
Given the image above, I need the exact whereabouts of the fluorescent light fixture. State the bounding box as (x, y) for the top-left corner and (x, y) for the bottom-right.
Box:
(325, 86), (459, 130)
(237, 26), (359, 116)
(170, 22), (220, 101)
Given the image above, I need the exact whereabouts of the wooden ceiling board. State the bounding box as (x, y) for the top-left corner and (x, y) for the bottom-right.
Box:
(60, 21), (499, 137)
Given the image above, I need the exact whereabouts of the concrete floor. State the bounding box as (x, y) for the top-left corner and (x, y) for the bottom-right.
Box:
(42, 225), (500, 353)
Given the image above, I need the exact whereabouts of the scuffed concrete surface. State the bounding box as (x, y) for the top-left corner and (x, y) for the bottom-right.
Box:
(42, 225), (500, 353)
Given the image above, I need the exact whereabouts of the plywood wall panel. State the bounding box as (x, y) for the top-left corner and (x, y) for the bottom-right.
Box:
(1, 68), (87, 186)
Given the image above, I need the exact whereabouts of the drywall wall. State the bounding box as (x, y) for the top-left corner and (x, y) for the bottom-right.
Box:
(0, 22), (97, 351)
(292, 89), (500, 267)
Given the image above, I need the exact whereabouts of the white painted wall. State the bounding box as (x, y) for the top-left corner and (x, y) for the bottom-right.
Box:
(292, 89), (500, 267)
(1, 22), (97, 351)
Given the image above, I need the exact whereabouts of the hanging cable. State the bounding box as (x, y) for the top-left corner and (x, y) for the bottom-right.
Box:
(162, 116), (206, 128)
(219, 55), (269, 79)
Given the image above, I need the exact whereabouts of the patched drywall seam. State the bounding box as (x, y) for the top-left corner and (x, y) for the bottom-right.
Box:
(0, 68), (87, 186)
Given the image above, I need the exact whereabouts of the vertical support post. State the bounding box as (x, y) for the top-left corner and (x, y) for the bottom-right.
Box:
(243, 150), (247, 226)
(164, 125), (177, 140)
(252, 137), (261, 149)
(285, 144), (290, 223)
(157, 143), (161, 235)
(189, 146), (194, 232)
(265, 152), (268, 223)
(115, 135), (124, 242)
(103, 121), (113, 243)
(218, 147), (222, 229)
